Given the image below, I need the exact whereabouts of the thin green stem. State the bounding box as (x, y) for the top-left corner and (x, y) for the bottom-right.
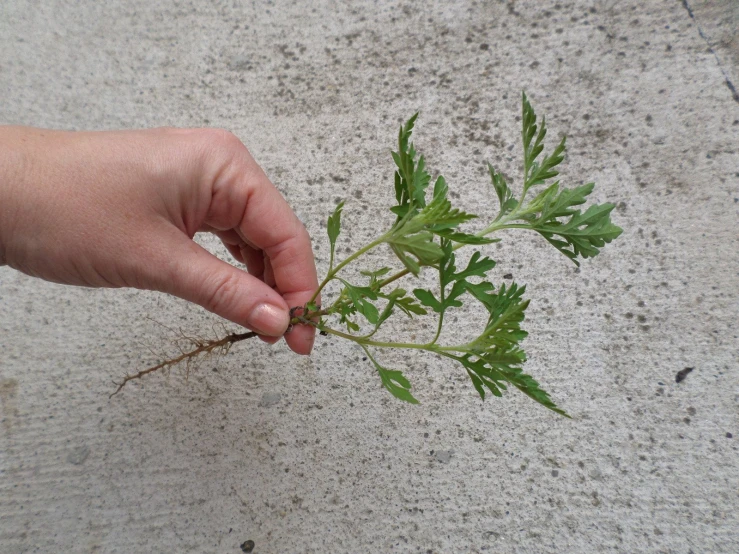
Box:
(430, 258), (445, 346)
(373, 218), (522, 292)
(328, 245), (335, 274)
(358, 343), (381, 370)
(309, 232), (390, 304)
(318, 324), (470, 354)
(319, 326), (433, 350)
(374, 267), (411, 289)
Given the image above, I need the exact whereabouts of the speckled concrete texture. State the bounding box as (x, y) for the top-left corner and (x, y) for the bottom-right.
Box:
(1, 1), (737, 553)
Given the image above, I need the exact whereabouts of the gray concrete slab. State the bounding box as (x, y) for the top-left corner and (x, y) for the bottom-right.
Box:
(1, 1), (737, 552)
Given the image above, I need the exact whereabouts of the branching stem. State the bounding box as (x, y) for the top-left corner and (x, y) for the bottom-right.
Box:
(309, 232), (391, 304)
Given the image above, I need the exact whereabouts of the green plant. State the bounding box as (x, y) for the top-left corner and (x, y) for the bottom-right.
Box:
(113, 93), (622, 416)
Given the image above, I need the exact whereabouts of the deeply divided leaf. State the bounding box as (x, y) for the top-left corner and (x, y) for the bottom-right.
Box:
(378, 367), (419, 404)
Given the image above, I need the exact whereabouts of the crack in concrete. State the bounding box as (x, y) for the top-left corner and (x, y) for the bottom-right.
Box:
(681, 0), (739, 103)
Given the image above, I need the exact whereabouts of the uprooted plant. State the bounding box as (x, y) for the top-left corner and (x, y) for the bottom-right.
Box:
(111, 93), (623, 416)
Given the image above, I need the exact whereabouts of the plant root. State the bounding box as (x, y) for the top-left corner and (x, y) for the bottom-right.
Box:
(110, 331), (257, 398)
(110, 305), (324, 398)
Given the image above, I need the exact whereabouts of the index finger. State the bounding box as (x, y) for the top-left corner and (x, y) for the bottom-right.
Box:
(205, 138), (318, 354)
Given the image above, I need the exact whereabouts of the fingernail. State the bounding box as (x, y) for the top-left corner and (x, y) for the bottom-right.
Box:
(250, 303), (289, 336)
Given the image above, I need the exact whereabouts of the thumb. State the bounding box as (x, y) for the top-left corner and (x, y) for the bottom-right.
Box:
(150, 234), (291, 336)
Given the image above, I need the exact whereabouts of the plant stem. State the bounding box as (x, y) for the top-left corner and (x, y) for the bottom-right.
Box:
(430, 259), (445, 345)
(318, 325), (469, 354)
(372, 218), (520, 293)
(319, 325), (435, 350)
(309, 233), (390, 304)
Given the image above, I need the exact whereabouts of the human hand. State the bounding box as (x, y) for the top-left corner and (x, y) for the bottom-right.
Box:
(0, 126), (318, 354)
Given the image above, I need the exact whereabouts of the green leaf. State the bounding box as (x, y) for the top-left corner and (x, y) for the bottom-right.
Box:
(361, 345), (419, 404)
(390, 113), (430, 220)
(376, 293), (398, 327)
(459, 354), (506, 399)
(360, 267), (392, 278)
(444, 251), (497, 287)
(412, 155), (432, 207)
(376, 288), (427, 326)
(522, 92), (540, 171)
(467, 283), (529, 350)
(411, 243), (494, 317)
(527, 137), (566, 189)
(534, 183), (592, 220)
(337, 299), (359, 332)
(391, 246), (421, 275)
(378, 367), (419, 404)
(309, 99), (618, 418)
(380, 288), (427, 316)
(388, 231), (444, 274)
(396, 294), (428, 316)
(412, 288), (443, 313)
(361, 266), (392, 287)
(433, 175), (448, 200)
(327, 201), (344, 267)
(462, 280), (496, 305)
(420, 197), (477, 231)
(433, 230), (499, 245)
(488, 163), (518, 216)
(438, 238), (456, 288)
(340, 280), (379, 324)
(521, 93), (566, 192)
(496, 363), (569, 417)
(519, 182), (623, 264)
(457, 350), (568, 416)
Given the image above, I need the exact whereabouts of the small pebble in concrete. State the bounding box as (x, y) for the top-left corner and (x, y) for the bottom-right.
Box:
(66, 446), (90, 465)
(259, 393), (282, 407)
(240, 539), (255, 553)
(434, 450), (452, 464)
(229, 55), (251, 71)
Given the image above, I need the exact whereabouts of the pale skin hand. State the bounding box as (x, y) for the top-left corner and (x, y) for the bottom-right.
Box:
(0, 126), (318, 355)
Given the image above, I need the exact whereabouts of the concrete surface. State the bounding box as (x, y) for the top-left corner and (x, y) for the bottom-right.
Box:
(1, 0), (737, 552)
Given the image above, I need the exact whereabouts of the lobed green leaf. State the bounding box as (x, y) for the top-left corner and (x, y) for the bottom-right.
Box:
(327, 201), (344, 264)
(340, 280), (380, 324)
(378, 368), (419, 404)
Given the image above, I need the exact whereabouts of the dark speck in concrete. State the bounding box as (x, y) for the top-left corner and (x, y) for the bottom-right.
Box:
(240, 540), (255, 553)
(676, 367), (694, 383)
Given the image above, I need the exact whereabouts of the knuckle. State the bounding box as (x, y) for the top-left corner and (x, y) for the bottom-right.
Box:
(197, 128), (246, 155)
(269, 226), (301, 261)
(204, 271), (243, 314)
